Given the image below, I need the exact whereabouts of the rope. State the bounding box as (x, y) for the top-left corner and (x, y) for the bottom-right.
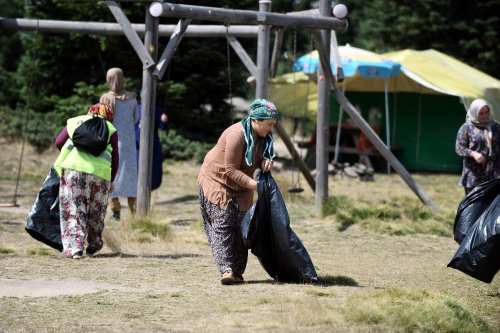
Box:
(225, 25), (234, 121)
(10, 10), (41, 207)
(288, 30), (303, 193)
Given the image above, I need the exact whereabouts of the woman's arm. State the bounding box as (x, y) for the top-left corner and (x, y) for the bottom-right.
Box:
(224, 130), (258, 191)
(455, 124), (471, 157)
(54, 127), (69, 150)
(110, 132), (119, 182)
(456, 124), (486, 164)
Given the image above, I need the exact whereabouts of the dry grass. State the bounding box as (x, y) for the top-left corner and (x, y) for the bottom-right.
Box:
(0, 138), (499, 333)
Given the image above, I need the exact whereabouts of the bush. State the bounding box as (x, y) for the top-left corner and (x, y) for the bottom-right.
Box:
(159, 129), (211, 163)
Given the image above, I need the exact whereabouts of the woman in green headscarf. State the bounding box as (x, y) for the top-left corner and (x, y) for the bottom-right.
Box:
(197, 98), (280, 285)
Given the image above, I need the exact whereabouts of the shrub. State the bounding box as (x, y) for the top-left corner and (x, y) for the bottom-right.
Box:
(159, 129), (211, 163)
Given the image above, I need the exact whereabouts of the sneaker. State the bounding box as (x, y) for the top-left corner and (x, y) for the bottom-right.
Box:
(72, 251), (83, 260)
(220, 269), (235, 285)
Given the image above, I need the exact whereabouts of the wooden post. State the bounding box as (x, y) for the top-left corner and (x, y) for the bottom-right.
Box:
(315, 0), (331, 214)
(256, 0), (271, 99)
(149, 2), (347, 30)
(106, 1), (155, 69)
(227, 36), (258, 77)
(153, 18), (191, 80)
(270, 28), (284, 78)
(137, 5), (159, 217)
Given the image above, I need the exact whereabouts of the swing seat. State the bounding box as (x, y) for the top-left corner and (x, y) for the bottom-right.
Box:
(287, 186), (304, 193)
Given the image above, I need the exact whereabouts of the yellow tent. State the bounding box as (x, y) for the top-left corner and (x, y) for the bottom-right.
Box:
(270, 48), (500, 121)
(268, 72), (318, 121)
(269, 48), (500, 172)
(383, 49), (500, 120)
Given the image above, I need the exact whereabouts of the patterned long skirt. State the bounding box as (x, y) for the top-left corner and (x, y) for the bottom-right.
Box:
(198, 186), (247, 276)
(59, 169), (109, 257)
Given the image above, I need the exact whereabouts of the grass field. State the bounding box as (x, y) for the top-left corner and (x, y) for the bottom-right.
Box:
(0, 138), (499, 333)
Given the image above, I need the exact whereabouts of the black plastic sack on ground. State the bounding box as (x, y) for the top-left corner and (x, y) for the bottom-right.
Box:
(241, 171), (318, 283)
(447, 178), (500, 283)
(25, 167), (63, 251)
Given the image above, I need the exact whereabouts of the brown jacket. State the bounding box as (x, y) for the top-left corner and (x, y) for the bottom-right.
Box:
(197, 122), (263, 211)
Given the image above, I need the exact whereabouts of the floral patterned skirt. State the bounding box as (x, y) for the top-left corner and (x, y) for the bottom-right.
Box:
(59, 169), (109, 257)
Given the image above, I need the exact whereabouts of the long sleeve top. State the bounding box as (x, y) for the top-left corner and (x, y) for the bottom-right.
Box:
(197, 122), (264, 212)
(455, 121), (500, 189)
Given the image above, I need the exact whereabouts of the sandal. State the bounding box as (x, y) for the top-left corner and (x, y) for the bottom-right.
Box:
(220, 269), (235, 285)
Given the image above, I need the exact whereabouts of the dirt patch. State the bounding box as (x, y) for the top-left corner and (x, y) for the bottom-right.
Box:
(0, 277), (140, 298)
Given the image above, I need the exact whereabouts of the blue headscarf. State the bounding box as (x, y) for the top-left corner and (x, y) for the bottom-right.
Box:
(241, 98), (280, 166)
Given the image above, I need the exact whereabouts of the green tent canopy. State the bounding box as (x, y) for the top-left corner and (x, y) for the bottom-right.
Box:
(270, 48), (500, 173)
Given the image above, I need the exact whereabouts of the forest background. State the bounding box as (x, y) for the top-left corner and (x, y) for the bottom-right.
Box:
(0, 0), (499, 157)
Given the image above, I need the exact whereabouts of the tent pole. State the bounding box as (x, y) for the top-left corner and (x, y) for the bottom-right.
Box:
(333, 80), (346, 164)
(385, 79), (390, 173)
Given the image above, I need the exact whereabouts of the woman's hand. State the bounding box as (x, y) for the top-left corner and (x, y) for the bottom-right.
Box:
(471, 151), (486, 165)
(261, 159), (273, 173)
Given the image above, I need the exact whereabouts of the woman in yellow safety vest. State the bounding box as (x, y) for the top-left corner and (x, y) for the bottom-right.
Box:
(53, 103), (119, 259)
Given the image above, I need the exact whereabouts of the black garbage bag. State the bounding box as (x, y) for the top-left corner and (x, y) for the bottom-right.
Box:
(241, 171), (318, 283)
(25, 167), (63, 251)
(447, 178), (500, 283)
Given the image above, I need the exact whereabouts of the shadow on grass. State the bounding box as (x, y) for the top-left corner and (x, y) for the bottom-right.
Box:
(316, 274), (359, 287)
(337, 220), (355, 232)
(170, 219), (198, 226)
(243, 275), (359, 287)
(156, 195), (198, 205)
(92, 252), (202, 260)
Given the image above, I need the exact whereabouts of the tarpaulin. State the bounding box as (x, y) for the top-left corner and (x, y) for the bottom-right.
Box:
(242, 171), (317, 283)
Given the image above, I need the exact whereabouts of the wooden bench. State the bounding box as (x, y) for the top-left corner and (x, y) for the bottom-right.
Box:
(298, 123), (401, 172)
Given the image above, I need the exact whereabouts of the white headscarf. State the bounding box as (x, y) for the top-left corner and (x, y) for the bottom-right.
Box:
(466, 98), (494, 156)
(465, 99), (493, 128)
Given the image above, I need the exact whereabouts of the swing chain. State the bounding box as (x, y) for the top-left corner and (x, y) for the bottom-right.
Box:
(287, 29), (304, 193)
(11, 12), (42, 207)
(225, 24), (234, 117)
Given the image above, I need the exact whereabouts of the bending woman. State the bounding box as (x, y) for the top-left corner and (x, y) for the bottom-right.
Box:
(197, 98), (280, 285)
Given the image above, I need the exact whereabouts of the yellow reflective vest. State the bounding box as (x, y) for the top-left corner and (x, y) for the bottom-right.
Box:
(53, 115), (117, 181)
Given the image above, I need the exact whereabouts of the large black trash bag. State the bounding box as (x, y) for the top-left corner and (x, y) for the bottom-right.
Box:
(25, 167), (63, 251)
(241, 170), (318, 283)
(447, 178), (500, 283)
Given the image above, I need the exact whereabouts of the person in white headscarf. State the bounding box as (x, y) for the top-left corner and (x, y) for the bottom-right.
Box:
(455, 99), (500, 195)
(100, 68), (139, 220)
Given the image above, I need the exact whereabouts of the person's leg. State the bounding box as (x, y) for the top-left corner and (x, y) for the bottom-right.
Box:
(59, 170), (89, 258)
(86, 175), (109, 255)
(110, 197), (121, 220)
(228, 201), (247, 280)
(127, 197), (136, 215)
(199, 188), (247, 284)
